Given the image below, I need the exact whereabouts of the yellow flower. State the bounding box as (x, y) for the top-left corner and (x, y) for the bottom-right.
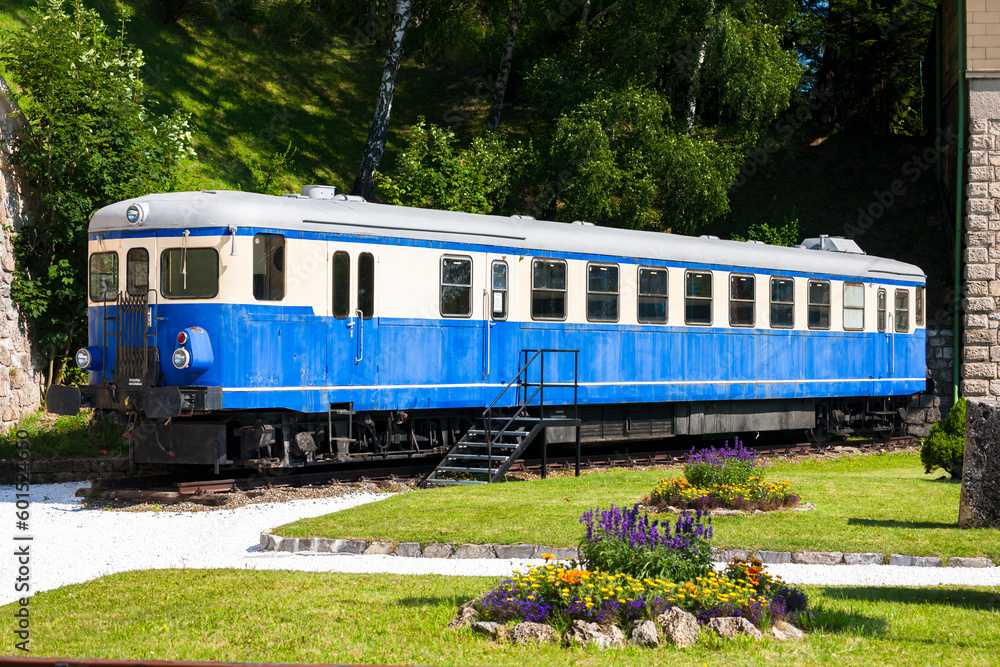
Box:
(540, 553), (555, 560)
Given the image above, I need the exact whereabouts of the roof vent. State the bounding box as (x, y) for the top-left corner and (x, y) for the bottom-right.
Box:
(510, 214), (535, 220)
(797, 235), (866, 254)
(302, 185), (337, 200)
(333, 194), (367, 202)
(571, 220), (595, 226)
(699, 234), (720, 240)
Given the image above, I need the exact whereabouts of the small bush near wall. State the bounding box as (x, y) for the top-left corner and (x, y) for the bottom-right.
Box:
(920, 398), (966, 479)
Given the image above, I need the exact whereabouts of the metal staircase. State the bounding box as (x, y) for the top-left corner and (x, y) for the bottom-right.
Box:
(420, 349), (580, 488)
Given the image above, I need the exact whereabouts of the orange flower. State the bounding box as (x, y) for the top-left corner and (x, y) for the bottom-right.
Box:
(558, 569), (588, 585)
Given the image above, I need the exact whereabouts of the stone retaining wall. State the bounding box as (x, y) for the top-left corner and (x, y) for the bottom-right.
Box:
(0, 76), (43, 431)
(907, 328), (954, 437)
(259, 533), (995, 567)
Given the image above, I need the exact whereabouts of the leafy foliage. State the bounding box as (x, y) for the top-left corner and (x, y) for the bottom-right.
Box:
(1, 0), (193, 384)
(921, 398), (966, 479)
(374, 118), (531, 214)
(239, 140), (297, 196)
(731, 214), (800, 247)
(544, 88), (740, 232)
(796, 0), (936, 134)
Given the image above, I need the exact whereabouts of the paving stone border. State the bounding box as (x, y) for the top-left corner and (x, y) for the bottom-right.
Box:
(259, 533), (996, 568)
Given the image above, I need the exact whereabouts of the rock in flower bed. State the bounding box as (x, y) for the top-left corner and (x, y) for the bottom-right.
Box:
(648, 437), (801, 512)
(453, 502), (810, 649)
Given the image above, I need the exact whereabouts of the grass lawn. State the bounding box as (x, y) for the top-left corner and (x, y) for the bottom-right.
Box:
(5, 569), (999, 666)
(277, 452), (1000, 560)
(0, 410), (121, 459)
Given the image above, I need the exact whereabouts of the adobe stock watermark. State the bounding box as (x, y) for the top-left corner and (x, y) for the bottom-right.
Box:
(11, 429), (32, 652)
(842, 127), (958, 239)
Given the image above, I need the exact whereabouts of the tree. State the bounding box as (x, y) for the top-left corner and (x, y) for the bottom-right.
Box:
(797, 0), (936, 134)
(352, 0), (412, 201)
(545, 88), (739, 233)
(486, 0), (523, 132)
(731, 215), (800, 247)
(1, 0), (194, 388)
(376, 118), (530, 214)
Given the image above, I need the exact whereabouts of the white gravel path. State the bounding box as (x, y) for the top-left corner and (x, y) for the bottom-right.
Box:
(1, 481), (998, 605)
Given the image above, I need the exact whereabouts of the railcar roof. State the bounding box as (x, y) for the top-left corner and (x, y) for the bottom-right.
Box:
(90, 190), (925, 281)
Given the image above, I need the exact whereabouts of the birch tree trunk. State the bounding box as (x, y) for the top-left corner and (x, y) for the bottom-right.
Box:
(683, 0), (713, 133)
(486, 0), (523, 133)
(352, 0), (411, 200)
(578, 0), (590, 43)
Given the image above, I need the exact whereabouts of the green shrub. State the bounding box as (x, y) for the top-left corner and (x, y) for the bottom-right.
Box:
(921, 398), (966, 479)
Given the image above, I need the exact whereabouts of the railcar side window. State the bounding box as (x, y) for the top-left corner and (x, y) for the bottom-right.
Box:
(492, 261), (508, 321)
(440, 256), (472, 317)
(89, 252), (119, 302)
(532, 259), (567, 320)
(916, 285), (925, 326)
(843, 282), (865, 331)
(770, 277), (794, 328)
(126, 248), (148, 297)
(252, 233), (285, 301)
(161, 248), (219, 299)
(685, 271), (712, 325)
(895, 289), (909, 333)
(332, 251), (350, 318)
(877, 288), (887, 332)
(729, 274), (755, 327)
(587, 263), (619, 322)
(638, 267), (667, 324)
(807, 280), (831, 330)
(358, 252), (374, 319)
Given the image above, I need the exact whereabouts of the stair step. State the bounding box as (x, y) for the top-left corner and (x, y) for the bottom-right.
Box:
(423, 478), (485, 486)
(467, 429), (530, 437)
(448, 453), (508, 461)
(436, 466), (496, 474)
(456, 441), (518, 449)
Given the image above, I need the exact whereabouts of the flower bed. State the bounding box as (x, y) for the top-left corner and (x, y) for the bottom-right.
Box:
(648, 437), (800, 512)
(478, 556), (807, 632)
(460, 502), (811, 648)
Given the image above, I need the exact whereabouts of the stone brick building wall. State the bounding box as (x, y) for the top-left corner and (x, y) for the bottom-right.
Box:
(962, 80), (1000, 399)
(0, 77), (43, 430)
(907, 329), (955, 437)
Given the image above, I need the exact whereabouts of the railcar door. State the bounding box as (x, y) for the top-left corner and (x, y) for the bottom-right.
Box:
(874, 287), (892, 387)
(329, 248), (379, 404)
(485, 257), (516, 394)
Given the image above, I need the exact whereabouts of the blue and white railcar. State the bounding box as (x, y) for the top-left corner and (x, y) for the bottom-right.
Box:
(47, 187), (927, 468)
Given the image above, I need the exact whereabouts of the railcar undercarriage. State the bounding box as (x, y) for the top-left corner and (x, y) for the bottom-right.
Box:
(78, 395), (910, 470)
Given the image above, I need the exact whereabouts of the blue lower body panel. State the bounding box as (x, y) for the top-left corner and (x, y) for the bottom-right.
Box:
(88, 305), (927, 414)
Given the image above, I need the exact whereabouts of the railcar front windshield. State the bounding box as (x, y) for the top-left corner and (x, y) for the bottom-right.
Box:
(161, 248), (219, 299)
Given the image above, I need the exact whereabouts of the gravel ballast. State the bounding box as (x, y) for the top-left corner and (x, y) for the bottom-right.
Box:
(2, 481), (998, 606)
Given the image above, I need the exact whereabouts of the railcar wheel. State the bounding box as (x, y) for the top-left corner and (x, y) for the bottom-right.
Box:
(808, 426), (833, 445)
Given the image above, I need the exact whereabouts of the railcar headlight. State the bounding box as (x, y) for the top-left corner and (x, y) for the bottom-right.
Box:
(172, 348), (191, 370)
(75, 348), (92, 369)
(125, 203), (145, 225)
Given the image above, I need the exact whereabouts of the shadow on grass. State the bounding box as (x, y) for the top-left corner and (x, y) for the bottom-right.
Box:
(923, 476), (961, 484)
(846, 518), (957, 530)
(821, 586), (1000, 612)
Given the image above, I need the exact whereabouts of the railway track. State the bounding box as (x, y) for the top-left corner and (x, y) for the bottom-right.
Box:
(75, 436), (915, 506)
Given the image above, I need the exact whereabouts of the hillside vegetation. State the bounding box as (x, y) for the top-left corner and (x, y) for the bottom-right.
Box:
(0, 0), (950, 376)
